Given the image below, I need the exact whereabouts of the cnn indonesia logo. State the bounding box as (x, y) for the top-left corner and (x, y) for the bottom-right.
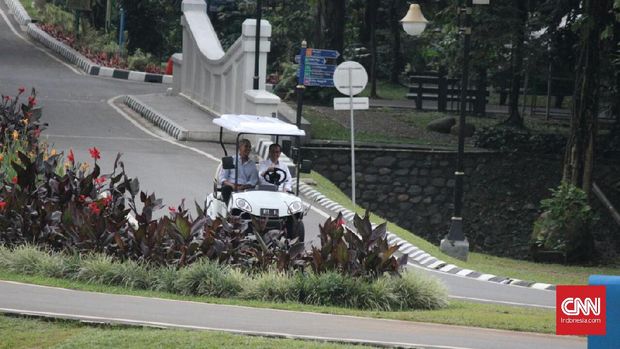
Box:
(556, 285), (606, 335)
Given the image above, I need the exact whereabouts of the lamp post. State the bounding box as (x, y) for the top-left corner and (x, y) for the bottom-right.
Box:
(253, 0), (263, 90)
(402, 1), (489, 261)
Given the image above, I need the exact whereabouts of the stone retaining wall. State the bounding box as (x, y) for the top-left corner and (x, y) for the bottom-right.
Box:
(302, 143), (619, 260)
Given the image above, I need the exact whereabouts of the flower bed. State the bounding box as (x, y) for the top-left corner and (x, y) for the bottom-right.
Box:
(33, 4), (163, 74)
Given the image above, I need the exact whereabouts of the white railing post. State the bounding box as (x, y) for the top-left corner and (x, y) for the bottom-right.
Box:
(177, 0), (280, 117)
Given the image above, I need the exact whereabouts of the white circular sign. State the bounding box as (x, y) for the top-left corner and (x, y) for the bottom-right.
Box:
(333, 61), (368, 96)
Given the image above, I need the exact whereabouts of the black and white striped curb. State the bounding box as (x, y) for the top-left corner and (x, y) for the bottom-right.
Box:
(3, 0), (172, 84)
(294, 180), (556, 291)
(123, 95), (189, 141)
(3, 0), (30, 26)
(89, 66), (172, 84)
(26, 23), (95, 74)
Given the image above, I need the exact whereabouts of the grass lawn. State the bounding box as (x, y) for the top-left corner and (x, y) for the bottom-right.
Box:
(302, 103), (572, 148)
(302, 171), (619, 286)
(0, 314), (365, 349)
(358, 80), (409, 100)
(0, 271), (555, 334)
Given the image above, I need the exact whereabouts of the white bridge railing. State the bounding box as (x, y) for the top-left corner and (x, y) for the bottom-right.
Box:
(173, 0), (280, 117)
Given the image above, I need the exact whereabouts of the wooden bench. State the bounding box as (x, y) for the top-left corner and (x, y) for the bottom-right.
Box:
(406, 72), (489, 114)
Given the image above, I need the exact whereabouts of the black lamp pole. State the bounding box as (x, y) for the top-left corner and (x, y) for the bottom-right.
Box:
(253, 0), (263, 90)
(447, 0), (472, 242)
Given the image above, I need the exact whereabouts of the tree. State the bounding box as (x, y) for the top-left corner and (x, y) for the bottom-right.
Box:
(365, 0), (380, 97)
(388, 0), (405, 84)
(117, 0), (182, 59)
(502, 0), (528, 127)
(562, 0), (614, 196)
(314, 0), (346, 53)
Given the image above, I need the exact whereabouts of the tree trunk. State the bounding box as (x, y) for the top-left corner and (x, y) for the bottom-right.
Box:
(316, 0), (346, 53)
(503, 0), (527, 127)
(562, 0), (610, 197)
(613, 19), (620, 128)
(389, 0), (403, 84)
(368, 0), (379, 98)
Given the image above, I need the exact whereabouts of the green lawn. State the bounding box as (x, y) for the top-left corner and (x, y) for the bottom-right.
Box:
(359, 81), (409, 100)
(0, 314), (366, 349)
(302, 171), (619, 285)
(0, 271), (555, 334)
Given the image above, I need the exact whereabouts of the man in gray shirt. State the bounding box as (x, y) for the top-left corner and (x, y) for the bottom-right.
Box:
(219, 138), (258, 203)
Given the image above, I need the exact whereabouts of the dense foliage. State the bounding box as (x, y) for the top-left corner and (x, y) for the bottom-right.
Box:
(474, 126), (566, 154)
(530, 182), (595, 263)
(0, 245), (448, 310)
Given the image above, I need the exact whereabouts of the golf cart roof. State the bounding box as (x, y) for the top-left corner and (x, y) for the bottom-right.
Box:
(213, 114), (306, 136)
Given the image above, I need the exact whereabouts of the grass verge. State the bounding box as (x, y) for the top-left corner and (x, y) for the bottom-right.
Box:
(301, 171), (619, 285)
(0, 270), (555, 333)
(0, 314), (366, 349)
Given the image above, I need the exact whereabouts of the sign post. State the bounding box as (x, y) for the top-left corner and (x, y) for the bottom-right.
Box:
(294, 45), (339, 195)
(333, 61), (368, 208)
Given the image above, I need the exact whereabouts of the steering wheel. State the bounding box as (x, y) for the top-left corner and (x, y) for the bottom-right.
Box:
(263, 167), (287, 186)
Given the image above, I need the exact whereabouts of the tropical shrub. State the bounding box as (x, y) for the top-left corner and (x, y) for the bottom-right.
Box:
(474, 126), (566, 154)
(530, 182), (595, 263)
(0, 245), (449, 311)
(309, 212), (408, 279)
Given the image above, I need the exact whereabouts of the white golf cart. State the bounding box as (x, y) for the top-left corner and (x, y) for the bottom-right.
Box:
(205, 114), (311, 241)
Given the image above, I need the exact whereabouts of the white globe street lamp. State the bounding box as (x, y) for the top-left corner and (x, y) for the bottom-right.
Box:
(400, 4), (428, 37)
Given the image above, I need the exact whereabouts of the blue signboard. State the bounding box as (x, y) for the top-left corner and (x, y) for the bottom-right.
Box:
(307, 48), (340, 58)
(305, 64), (336, 73)
(295, 56), (331, 65)
(303, 78), (335, 87)
(297, 47), (339, 87)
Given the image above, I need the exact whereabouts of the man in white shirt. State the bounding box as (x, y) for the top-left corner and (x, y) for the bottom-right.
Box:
(258, 143), (292, 192)
(219, 138), (258, 203)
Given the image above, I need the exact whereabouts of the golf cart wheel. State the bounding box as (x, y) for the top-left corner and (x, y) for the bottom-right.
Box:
(285, 217), (305, 242)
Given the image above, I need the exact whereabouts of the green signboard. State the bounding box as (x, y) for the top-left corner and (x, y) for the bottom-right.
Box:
(66, 0), (91, 11)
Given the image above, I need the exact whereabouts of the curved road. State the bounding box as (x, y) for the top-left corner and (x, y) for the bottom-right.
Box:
(0, 0), (555, 321)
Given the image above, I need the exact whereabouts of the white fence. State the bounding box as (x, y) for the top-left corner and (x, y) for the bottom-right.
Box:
(174, 0), (280, 117)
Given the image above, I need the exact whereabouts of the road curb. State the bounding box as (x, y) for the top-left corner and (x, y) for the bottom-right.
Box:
(3, 0), (30, 26)
(123, 95), (189, 141)
(294, 180), (556, 292)
(3, 0), (172, 84)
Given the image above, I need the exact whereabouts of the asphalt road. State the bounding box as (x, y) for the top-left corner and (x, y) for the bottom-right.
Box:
(0, 281), (585, 349)
(0, 0), (556, 314)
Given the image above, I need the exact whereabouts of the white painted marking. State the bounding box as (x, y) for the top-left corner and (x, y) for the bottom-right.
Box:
(531, 283), (553, 290)
(447, 296), (555, 309)
(419, 256), (435, 264)
(414, 253), (430, 261)
(427, 260), (444, 269)
(456, 269), (474, 276)
(401, 246), (417, 254)
(440, 264), (457, 272)
(477, 274), (496, 281)
(99, 67), (114, 77)
(128, 71), (146, 81)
